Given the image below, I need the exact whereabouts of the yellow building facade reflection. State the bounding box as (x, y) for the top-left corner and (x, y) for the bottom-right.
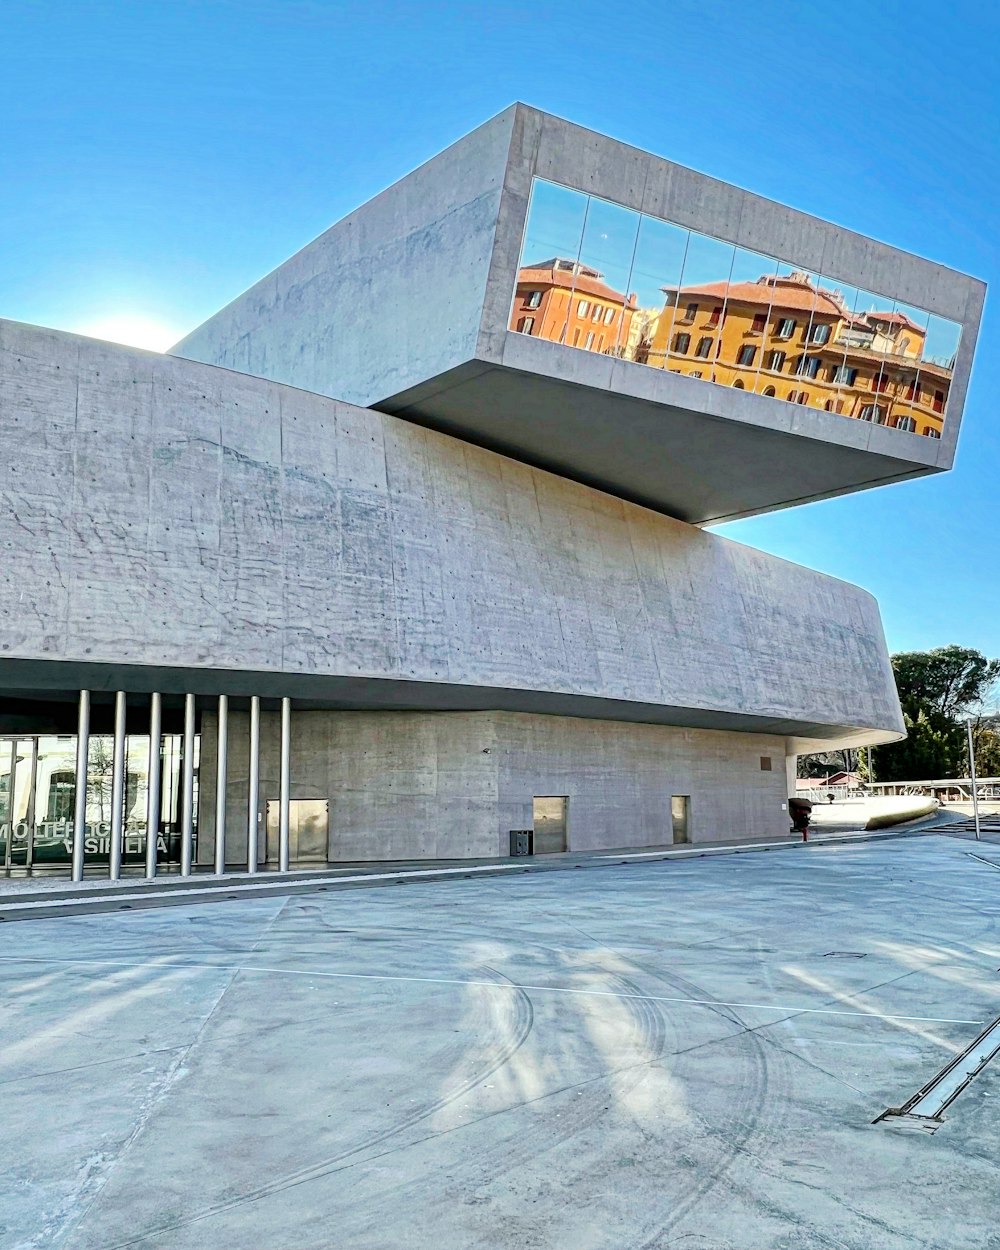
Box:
(647, 270), (948, 437)
(512, 258), (637, 355)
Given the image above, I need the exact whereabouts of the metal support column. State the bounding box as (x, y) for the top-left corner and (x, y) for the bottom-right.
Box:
(215, 694), (228, 875)
(109, 691), (127, 880)
(279, 697), (291, 873)
(24, 738), (38, 872)
(247, 696), (260, 873)
(71, 690), (90, 882)
(4, 738), (15, 873)
(145, 693), (162, 879)
(180, 693), (195, 876)
(967, 718), (982, 842)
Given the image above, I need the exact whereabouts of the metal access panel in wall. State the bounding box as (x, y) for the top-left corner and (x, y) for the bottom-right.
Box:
(533, 796), (568, 854)
(671, 795), (691, 844)
(264, 799), (329, 865)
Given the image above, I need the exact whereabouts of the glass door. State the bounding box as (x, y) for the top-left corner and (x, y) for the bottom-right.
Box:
(33, 737), (78, 865)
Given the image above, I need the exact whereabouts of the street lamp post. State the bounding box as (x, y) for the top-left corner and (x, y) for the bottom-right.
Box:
(967, 718), (981, 841)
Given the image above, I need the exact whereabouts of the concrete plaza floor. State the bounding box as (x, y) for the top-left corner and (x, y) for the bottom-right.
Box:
(3, 834), (1000, 1249)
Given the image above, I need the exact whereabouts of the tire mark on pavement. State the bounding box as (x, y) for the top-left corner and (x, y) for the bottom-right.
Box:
(98, 965), (534, 1249)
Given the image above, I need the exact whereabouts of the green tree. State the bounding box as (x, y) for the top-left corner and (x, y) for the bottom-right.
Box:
(878, 646), (999, 781)
(890, 646), (1000, 721)
(799, 646), (999, 783)
(970, 714), (1000, 778)
(797, 747), (859, 779)
(877, 708), (965, 781)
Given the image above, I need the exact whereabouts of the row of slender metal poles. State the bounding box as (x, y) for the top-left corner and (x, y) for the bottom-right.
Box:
(69, 691), (293, 882)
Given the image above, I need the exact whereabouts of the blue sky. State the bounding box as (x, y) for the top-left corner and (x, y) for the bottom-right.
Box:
(2, 0), (996, 659)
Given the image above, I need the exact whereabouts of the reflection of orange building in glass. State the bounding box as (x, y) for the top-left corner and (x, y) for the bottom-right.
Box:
(511, 259), (637, 355)
(647, 272), (949, 438)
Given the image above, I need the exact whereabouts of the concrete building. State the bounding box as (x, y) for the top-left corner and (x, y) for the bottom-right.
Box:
(0, 104), (984, 876)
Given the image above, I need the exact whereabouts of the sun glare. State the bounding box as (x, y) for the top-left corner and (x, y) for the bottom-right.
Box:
(75, 314), (181, 352)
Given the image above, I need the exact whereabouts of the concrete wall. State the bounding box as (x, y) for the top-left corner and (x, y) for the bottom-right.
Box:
(494, 712), (789, 850)
(172, 108), (516, 407)
(0, 321), (903, 749)
(196, 708), (790, 864)
(198, 708), (498, 864)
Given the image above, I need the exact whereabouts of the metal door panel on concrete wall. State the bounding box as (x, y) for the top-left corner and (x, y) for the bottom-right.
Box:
(265, 799), (329, 865)
(533, 796), (568, 854)
(671, 794), (690, 844)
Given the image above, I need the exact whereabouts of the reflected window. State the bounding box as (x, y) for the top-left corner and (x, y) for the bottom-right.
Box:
(690, 370), (703, 379)
(925, 426), (941, 438)
(733, 380), (745, 389)
(45, 770), (75, 822)
(895, 416), (917, 432)
(510, 177), (962, 438)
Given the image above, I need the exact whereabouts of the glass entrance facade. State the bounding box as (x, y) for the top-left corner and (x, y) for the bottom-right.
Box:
(0, 733), (199, 871)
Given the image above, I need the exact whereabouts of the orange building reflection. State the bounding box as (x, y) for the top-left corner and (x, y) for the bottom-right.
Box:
(511, 263), (950, 439)
(511, 258), (638, 357)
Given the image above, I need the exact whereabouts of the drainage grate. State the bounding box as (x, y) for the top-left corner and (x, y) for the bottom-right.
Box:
(876, 1014), (1000, 1132)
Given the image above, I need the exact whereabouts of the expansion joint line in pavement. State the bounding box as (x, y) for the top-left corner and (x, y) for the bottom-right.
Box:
(53, 894), (295, 1246)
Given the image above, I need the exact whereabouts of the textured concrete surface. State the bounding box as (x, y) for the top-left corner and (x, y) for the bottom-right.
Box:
(172, 107), (513, 410)
(0, 320), (902, 752)
(3, 834), (999, 1249)
(173, 103), (985, 521)
(196, 709), (791, 863)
